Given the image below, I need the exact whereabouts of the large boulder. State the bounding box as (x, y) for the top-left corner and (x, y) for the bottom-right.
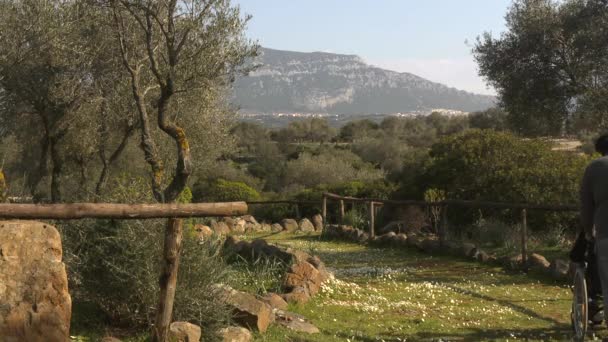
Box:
(169, 321), (202, 342)
(0, 221), (71, 342)
(284, 261), (323, 296)
(217, 285), (274, 333)
(298, 218), (315, 232)
(217, 326), (252, 342)
(528, 253), (550, 271)
(312, 214), (323, 231)
(281, 219), (299, 232)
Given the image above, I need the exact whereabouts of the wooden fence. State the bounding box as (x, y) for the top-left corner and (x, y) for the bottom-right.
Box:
(321, 192), (579, 267)
(0, 201), (248, 342)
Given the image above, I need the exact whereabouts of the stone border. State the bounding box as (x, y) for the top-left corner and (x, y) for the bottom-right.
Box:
(324, 224), (570, 281)
(223, 236), (332, 304)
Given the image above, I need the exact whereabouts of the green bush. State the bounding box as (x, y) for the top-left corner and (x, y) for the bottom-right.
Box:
(62, 219), (231, 341)
(193, 178), (261, 202)
(423, 130), (590, 230)
(343, 209), (367, 229)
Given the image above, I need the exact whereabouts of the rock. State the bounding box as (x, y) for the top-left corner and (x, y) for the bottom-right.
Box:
(233, 219), (246, 234)
(550, 259), (569, 279)
(0, 221), (72, 342)
(271, 223), (284, 233)
(284, 261), (323, 297)
(281, 219), (299, 232)
(259, 293), (288, 311)
(275, 310), (320, 334)
(406, 235), (422, 248)
(169, 321), (202, 342)
(476, 250), (491, 263)
(281, 286), (311, 304)
(100, 338), (122, 342)
(420, 239), (440, 253)
(194, 224), (213, 240)
(210, 220), (231, 235)
(217, 326), (252, 342)
(529, 253), (550, 270)
(260, 223), (272, 232)
(379, 220), (408, 234)
(298, 218), (315, 232)
(223, 217), (236, 231)
(242, 215), (259, 225)
(217, 285), (274, 332)
(504, 254), (524, 269)
(376, 232), (396, 246)
(312, 214), (323, 231)
(461, 243), (476, 257)
(394, 233), (408, 246)
(245, 222), (261, 233)
(358, 232), (370, 243)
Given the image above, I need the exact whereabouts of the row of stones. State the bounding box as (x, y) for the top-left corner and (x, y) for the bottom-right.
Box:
(195, 215), (324, 238)
(224, 236), (332, 304)
(324, 225), (571, 281)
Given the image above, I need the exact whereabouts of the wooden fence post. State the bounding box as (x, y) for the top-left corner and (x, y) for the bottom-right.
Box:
(521, 208), (528, 270)
(153, 217), (184, 342)
(369, 201), (375, 238)
(322, 195), (327, 227)
(339, 200), (345, 223)
(439, 205), (448, 247)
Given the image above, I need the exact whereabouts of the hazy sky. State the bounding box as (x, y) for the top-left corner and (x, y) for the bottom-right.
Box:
(233, 0), (513, 95)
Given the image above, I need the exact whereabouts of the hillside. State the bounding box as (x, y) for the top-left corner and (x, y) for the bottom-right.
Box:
(233, 47), (495, 115)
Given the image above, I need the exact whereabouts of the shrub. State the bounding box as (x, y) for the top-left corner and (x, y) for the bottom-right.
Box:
(343, 209), (366, 229)
(193, 178), (261, 202)
(283, 149), (384, 189)
(228, 255), (287, 295)
(423, 129), (590, 230)
(62, 219), (231, 341)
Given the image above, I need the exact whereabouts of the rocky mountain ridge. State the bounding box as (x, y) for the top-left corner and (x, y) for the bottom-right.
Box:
(233, 47), (495, 115)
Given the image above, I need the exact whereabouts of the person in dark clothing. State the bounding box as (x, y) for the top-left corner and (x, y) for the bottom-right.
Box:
(579, 134), (608, 325)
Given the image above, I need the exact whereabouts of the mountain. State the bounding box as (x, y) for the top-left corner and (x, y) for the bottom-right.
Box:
(233, 47), (495, 115)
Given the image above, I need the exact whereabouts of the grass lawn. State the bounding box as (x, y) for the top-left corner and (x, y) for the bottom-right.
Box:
(70, 231), (600, 341)
(246, 231), (603, 342)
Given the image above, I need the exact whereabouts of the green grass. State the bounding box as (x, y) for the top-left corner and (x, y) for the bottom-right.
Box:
(71, 231), (602, 341)
(243, 231), (604, 342)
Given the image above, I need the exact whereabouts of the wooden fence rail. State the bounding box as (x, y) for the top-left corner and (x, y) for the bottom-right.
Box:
(0, 202), (248, 219)
(322, 192), (579, 269)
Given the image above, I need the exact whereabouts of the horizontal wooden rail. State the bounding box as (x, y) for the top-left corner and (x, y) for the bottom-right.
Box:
(0, 202), (247, 220)
(323, 192), (578, 212)
(247, 200), (318, 205)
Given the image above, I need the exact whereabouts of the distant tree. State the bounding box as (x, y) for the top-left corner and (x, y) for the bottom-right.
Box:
(231, 122), (269, 152)
(283, 149), (384, 189)
(469, 108), (509, 131)
(474, 0), (608, 136)
(272, 118), (336, 143)
(338, 119), (379, 142)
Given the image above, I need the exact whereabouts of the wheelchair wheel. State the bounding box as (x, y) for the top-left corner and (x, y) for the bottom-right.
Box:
(571, 264), (588, 340)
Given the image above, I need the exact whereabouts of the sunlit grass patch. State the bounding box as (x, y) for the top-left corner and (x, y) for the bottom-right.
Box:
(248, 231), (593, 341)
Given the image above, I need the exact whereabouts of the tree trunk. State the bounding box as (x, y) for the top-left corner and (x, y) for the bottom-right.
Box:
(152, 217), (183, 342)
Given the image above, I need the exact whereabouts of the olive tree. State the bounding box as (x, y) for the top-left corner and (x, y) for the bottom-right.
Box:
(107, 0), (256, 339)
